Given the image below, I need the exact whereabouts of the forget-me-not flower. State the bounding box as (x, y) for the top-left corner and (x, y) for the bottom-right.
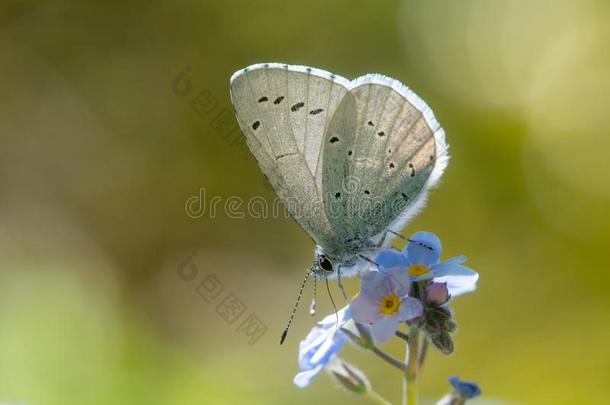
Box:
(293, 305), (350, 388)
(349, 267), (423, 343)
(375, 231), (479, 296)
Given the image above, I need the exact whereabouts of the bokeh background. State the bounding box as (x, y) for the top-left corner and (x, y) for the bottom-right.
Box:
(1, 0), (609, 404)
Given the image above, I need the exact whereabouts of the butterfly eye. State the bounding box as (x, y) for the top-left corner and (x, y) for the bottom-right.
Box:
(318, 255), (333, 273)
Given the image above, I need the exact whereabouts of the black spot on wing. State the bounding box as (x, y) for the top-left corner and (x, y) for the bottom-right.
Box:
(377, 131), (385, 137)
(367, 120), (374, 126)
(309, 108), (324, 115)
(273, 96), (284, 105)
(275, 152), (298, 160)
(409, 163), (415, 177)
(258, 96), (268, 103)
(329, 137), (339, 144)
(291, 102), (305, 112)
(334, 192), (341, 198)
(252, 121), (260, 130)
(389, 162), (395, 169)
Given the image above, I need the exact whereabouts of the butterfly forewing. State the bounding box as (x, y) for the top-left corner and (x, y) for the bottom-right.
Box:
(230, 64), (349, 249)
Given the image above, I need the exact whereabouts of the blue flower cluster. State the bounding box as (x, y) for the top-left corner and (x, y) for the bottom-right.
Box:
(294, 231), (480, 388)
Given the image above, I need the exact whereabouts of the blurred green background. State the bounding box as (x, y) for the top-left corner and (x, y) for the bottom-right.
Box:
(1, 0), (609, 404)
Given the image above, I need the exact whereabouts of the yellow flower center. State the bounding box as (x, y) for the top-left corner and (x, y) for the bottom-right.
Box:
(379, 294), (400, 315)
(407, 264), (430, 277)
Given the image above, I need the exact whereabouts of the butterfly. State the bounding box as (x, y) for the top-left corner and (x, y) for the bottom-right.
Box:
(229, 63), (448, 341)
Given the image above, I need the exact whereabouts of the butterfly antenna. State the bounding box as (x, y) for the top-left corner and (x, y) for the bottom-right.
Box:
(280, 268), (312, 345)
(325, 275), (340, 330)
(387, 229), (406, 240)
(309, 275), (317, 316)
(358, 254), (379, 267)
(407, 239), (434, 251)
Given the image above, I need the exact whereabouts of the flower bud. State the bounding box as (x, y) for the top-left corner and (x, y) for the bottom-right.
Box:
(435, 393), (465, 405)
(424, 318), (442, 335)
(444, 319), (458, 333)
(431, 330), (454, 355)
(341, 320), (374, 349)
(326, 358), (370, 394)
(426, 282), (450, 305)
(430, 306), (452, 322)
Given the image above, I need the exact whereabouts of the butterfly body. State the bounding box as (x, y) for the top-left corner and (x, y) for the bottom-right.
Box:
(230, 63), (448, 280)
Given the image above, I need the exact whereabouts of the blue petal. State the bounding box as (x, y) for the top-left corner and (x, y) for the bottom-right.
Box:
(360, 270), (390, 300)
(433, 266), (479, 296)
(370, 314), (399, 343)
(429, 256), (468, 277)
(298, 330), (344, 370)
(318, 305), (351, 326)
(310, 332), (344, 365)
(449, 376), (481, 399)
(388, 267), (412, 297)
(298, 307), (349, 370)
(350, 295), (380, 324)
(397, 296), (423, 321)
(375, 249), (409, 270)
(403, 231), (441, 265)
(294, 364), (324, 388)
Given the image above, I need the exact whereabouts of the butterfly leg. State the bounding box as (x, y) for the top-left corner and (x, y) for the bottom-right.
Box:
(387, 229), (406, 241)
(374, 228), (406, 248)
(377, 229), (434, 251)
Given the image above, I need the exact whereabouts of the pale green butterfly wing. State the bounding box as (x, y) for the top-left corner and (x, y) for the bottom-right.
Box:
(230, 63), (350, 250)
(322, 74), (448, 249)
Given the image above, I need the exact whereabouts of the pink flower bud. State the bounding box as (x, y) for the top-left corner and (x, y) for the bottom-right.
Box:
(426, 282), (450, 305)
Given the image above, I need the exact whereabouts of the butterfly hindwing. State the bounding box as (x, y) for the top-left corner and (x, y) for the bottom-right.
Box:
(322, 74), (447, 250)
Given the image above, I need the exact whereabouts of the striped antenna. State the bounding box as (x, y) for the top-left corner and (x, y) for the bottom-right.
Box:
(407, 238), (434, 251)
(280, 266), (313, 345)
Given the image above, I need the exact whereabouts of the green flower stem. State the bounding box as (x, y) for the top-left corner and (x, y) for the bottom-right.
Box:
(341, 327), (407, 372)
(418, 338), (428, 369)
(403, 327), (420, 405)
(395, 329), (409, 342)
(371, 346), (408, 372)
(366, 388), (393, 405)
